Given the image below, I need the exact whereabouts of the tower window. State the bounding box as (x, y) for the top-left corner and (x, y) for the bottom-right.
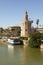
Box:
(25, 22), (27, 24)
(25, 29), (27, 31)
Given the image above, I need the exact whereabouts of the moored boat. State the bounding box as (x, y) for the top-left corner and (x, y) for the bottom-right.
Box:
(7, 37), (23, 45)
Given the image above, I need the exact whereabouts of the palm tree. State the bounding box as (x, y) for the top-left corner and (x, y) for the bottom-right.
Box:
(36, 19), (39, 28)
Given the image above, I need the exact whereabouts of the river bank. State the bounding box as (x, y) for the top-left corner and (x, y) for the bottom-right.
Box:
(0, 39), (7, 45)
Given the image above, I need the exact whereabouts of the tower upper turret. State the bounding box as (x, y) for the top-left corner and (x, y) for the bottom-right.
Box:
(24, 11), (28, 21)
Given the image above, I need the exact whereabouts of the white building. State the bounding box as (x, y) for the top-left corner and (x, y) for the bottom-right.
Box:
(37, 25), (43, 33)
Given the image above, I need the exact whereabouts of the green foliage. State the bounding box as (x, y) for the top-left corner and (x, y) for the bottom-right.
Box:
(40, 33), (43, 40)
(36, 19), (39, 25)
(29, 32), (41, 48)
(20, 37), (28, 40)
(36, 19), (39, 28)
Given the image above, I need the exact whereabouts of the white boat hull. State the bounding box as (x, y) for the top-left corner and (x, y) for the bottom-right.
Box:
(8, 39), (14, 44)
(7, 38), (23, 45)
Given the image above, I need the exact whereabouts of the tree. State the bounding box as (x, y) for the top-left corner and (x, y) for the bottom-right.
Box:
(36, 19), (39, 28)
(31, 20), (33, 23)
(29, 31), (41, 48)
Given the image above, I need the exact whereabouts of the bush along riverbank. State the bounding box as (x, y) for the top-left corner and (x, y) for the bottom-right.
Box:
(29, 31), (41, 48)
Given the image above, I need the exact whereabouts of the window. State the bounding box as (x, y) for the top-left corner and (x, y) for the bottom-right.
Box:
(25, 29), (27, 31)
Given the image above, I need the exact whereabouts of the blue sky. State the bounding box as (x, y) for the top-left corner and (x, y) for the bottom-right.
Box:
(0, 0), (43, 28)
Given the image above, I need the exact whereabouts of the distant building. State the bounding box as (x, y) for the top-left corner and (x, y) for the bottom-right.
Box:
(8, 26), (21, 31)
(37, 28), (43, 33)
(21, 11), (32, 37)
(36, 25), (43, 33)
(8, 26), (21, 36)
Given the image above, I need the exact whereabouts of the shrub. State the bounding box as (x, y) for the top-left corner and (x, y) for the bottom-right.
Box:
(20, 37), (28, 40)
(41, 33), (43, 40)
(29, 32), (41, 48)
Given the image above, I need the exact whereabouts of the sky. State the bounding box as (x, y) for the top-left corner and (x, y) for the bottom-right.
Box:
(0, 0), (43, 28)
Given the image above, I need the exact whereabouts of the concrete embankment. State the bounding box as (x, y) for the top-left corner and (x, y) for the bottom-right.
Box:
(0, 39), (7, 45)
(23, 40), (29, 45)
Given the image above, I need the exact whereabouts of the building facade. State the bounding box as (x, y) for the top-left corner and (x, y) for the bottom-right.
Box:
(37, 28), (43, 33)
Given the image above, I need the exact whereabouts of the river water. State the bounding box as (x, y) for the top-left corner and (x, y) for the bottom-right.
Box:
(0, 44), (43, 65)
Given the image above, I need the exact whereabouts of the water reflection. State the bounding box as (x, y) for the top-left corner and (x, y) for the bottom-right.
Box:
(8, 44), (14, 49)
(0, 44), (43, 65)
(40, 48), (43, 56)
(7, 45), (25, 65)
(7, 44), (43, 65)
(8, 44), (14, 56)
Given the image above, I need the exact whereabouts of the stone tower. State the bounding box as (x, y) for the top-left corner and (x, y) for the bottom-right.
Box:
(21, 11), (32, 37)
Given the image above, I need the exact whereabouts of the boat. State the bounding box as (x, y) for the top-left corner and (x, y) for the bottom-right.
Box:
(41, 40), (43, 43)
(7, 37), (23, 45)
